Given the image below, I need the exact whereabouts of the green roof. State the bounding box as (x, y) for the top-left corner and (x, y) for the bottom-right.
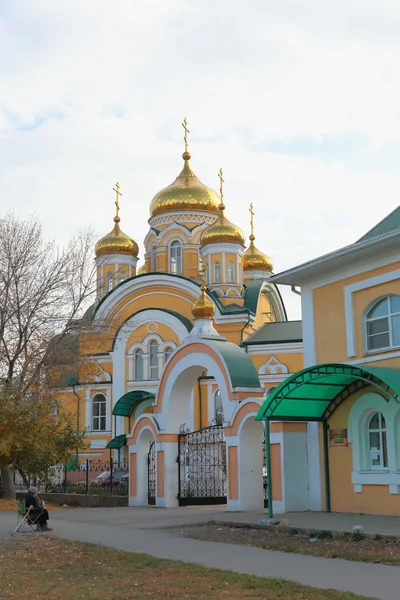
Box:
(211, 340), (261, 389)
(256, 363), (400, 421)
(106, 434), (127, 449)
(357, 205), (400, 242)
(113, 390), (155, 417)
(243, 321), (302, 346)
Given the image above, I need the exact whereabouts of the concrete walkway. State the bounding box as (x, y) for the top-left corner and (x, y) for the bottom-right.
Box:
(2, 506), (400, 600)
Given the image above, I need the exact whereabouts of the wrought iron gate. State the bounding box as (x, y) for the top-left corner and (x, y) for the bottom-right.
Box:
(178, 423), (227, 506)
(147, 441), (156, 506)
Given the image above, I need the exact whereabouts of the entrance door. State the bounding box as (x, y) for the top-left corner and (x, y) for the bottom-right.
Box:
(178, 424), (227, 506)
(147, 441), (156, 505)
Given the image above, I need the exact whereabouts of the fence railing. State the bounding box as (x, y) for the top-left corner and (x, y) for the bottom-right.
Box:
(15, 459), (129, 496)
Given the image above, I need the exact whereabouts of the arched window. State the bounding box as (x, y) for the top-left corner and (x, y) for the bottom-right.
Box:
(228, 261), (234, 283)
(214, 388), (223, 425)
(134, 349), (143, 380)
(92, 394), (107, 431)
(106, 272), (113, 292)
(120, 271), (126, 283)
(368, 412), (388, 469)
(164, 346), (173, 364)
(170, 241), (182, 275)
(214, 261), (221, 283)
(151, 245), (156, 271)
(366, 295), (400, 351)
(149, 341), (159, 379)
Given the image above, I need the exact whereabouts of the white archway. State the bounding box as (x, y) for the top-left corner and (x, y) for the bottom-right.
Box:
(136, 427), (156, 505)
(238, 415), (265, 511)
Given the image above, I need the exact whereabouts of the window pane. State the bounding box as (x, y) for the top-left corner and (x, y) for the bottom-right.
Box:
(100, 416), (106, 431)
(392, 315), (400, 346)
(382, 431), (388, 467)
(367, 332), (390, 350)
(228, 261), (234, 282)
(381, 414), (386, 429)
(93, 403), (99, 417)
(367, 318), (389, 336)
(390, 295), (400, 313)
(368, 298), (388, 319)
(369, 413), (380, 429)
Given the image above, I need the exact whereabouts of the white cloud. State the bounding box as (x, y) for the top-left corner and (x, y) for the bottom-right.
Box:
(1, 0), (400, 321)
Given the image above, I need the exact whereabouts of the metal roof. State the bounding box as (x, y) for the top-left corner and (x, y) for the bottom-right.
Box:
(357, 205), (400, 242)
(242, 321), (302, 346)
(113, 390), (155, 417)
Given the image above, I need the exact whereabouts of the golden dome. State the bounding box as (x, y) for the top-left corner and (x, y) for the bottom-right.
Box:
(149, 152), (220, 217)
(95, 217), (139, 258)
(243, 235), (273, 271)
(192, 283), (215, 320)
(137, 264), (146, 275)
(201, 196), (245, 247)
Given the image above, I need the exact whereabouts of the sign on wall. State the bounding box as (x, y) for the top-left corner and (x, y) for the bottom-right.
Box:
(329, 428), (348, 447)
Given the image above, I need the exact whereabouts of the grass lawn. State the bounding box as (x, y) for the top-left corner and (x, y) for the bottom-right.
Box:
(0, 535), (372, 600)
(170, 522), (400, 566)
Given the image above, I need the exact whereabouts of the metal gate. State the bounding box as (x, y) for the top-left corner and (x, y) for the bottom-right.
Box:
(178, 423), (227, 506)
(147, 441), (156, 506)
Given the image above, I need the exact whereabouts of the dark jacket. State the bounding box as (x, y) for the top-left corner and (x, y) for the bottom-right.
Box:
(25, 492), (39, 509)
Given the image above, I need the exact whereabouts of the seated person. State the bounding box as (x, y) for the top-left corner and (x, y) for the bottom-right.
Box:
(24, 486), (52, 531)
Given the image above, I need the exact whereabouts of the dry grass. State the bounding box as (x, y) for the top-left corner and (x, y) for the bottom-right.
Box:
(0, 498), (74, 511)
(0, 536), (371, 600)
(171, 522), (400, 566)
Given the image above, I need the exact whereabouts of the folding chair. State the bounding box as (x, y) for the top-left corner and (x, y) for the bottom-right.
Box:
(12, 499), (42, 534)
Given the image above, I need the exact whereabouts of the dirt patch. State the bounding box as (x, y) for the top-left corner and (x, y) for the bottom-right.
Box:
(0, 499), (74, 511)
(167, 522), (400, 566)
(0, 536), (371, 600)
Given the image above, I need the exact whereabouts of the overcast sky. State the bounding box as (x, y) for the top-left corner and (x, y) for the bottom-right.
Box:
(1, 0), (400, 319)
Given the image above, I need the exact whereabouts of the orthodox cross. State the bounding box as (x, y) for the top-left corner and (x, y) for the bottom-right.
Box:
(218, 168), (224, 204)
(199, 261), (208, 286)
(182, 117), (190, 153)
(113, 182), (122, 218)
(249, 202), (255, 237)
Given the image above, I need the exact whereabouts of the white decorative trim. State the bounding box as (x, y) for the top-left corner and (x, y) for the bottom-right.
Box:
(246, 342), (303, 355)
(346, 349), (400, 365)
(258, 355), (288, 376)
(301, 284), (316, 366)
(344, 269), (400, 357)
(390, 485), (399, 495)
(149, 211), (217, 228)
(354, 484), (363, 493)
(307, 422), (322, 510)
(259, 374), (290, 384)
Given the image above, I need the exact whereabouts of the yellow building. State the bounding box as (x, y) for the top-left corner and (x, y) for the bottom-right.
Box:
(259, 206), (400, 516)
(61, 122), (304, 511)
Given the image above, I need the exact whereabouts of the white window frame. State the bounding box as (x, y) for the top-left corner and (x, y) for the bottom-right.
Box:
(214, 261), (221, 284)
(134, 349), (144, 380)
(170, 241), (182, 275)
(228, 260), (234, 283)
(149, 340), (159, 380)
(164, 346), (173, 364)
(120, 271), (126, 283)
(365, 295), (400, 353)
(368, 412), (388, 470)
(92, 393), (107, 431)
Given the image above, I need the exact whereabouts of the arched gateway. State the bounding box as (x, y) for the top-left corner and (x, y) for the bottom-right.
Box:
(127, 285), (265, 509)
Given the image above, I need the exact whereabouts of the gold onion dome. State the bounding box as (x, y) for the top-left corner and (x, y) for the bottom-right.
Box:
(243, 235), (273, 271)
(149, 152), (221, 217)
(192, 283), (215, 320)
(200, 169), (245, 247)
(95, 217), (139, 258)
(137, 264), (146, 275)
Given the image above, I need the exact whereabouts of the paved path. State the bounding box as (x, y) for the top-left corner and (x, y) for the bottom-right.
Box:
(2, 507), (400, 599)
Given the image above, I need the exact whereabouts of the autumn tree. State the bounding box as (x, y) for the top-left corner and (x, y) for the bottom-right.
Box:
(0, 212), (98, 497)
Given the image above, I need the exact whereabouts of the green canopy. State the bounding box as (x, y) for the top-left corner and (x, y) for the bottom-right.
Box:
(106, 434), (127, 449)
(112, 390), (155, 417)
(256, 363), (400, 422)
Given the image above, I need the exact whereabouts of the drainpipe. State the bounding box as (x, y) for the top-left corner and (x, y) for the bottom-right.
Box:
(265, 419), (273, 518)
(72, 384), (80, 464)
(240, 310), (252, 345)
(291, 285), (301, 296)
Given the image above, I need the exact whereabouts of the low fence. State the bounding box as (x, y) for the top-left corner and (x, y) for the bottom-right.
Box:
(15, 459), (129, 497)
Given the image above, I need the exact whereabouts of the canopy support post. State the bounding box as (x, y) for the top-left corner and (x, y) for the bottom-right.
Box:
(265, 419), (273, 518)
(323, 421), (331, 513)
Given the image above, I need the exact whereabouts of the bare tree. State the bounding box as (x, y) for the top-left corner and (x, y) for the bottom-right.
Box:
(0, 212), (97, 497)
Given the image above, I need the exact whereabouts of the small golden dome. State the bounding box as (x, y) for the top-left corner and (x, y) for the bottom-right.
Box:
(243, 235), (273, 271)
(137, 264), (146, 275)
(95, 217), (139, 258)
(192, 283), (215, 319)
(149, 153), (220, 217)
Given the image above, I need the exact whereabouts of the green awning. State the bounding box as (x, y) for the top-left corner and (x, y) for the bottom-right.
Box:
(112, 390), (155, 417)
(106, 434), (127, 449)
(256, 363), (400, 422)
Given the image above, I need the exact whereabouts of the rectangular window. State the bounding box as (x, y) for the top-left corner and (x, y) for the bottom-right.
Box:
(92, 398), (107, 431)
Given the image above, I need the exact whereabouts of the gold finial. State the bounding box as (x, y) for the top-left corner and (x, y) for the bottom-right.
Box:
(249, 203), (255, 241)
(198, 261), (208, 290)
(192, 262), (215, 320)
(113, 182), (122, 222)
(218, 168), (225, 212)
(182, 117), (190, 156)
